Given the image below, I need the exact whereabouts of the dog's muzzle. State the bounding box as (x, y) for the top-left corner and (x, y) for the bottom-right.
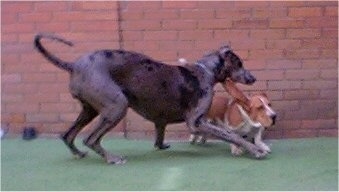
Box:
(244, 70), (256, 84)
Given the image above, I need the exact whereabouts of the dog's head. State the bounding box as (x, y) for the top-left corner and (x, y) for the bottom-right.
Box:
(198, 45), (256, 85)
(249, 93), (277, 127)
(223, 80), (277, 128)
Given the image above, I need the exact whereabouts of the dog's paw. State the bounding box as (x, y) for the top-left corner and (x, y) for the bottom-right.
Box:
(105, 154), (127, 165)
(155, 143), (171, 150)
(257, 142), (271, 153)
(74, 151), (88, 159)
(231, 145), (244, 156)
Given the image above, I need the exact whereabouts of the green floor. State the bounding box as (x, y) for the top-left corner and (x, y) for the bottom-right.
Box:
(1, 137), (338, 191)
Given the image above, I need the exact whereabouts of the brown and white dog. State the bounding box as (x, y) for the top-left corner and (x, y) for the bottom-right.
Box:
(190, 80), (277, 156)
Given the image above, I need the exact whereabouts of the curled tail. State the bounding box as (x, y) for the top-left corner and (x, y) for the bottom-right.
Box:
(34, 33), (74, 73)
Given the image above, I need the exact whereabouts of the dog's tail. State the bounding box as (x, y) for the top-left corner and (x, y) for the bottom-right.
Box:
(34, 33), (74, 73)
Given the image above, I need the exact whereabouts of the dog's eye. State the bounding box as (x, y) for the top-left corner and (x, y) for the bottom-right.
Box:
(268, 103), (272, 107)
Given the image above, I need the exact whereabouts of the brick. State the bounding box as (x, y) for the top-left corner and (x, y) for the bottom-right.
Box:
(286, 29), (321, 39)
(321, 49), (338, 59)
(289, 7), (322, 17)
(71, 21), (118, 32)
(284, 90), (319, 100)
(180, 9), (214, 19)
(132, 41), (159, 51)
(216, 9), (251, 20)
(40, 103), (75, 113)
(3, 83), (38, 94)
(144, 10), (179, 20)
(318, 129), (338, 137)
(53, 12), (118, 21)
(1, 13), (18, 24)
(285, 49), (321, 59)
(26, 113), (59, 123)
(2, 113), (26, 124)
(302, 39), (337, 49)
(2, 23), (35, 33)
(22, 73), (57, 83)
(273, 100), (300, 111)
(301, 119), (337, 129)
(305, 17), (338, 28)
(270, 18), (304, 28)
(244, 60), (266, 70)
(1, 74), (21, 83)
(320, 90), (338, 99)
(197, 1), (234, 9)
(322, 28), (338, 38)
(303, 80), (337, 89)
(254, 70), (284, 80)
(24, 93), (59, 103)
(253, 8), (287, 18)
(320, 69), (338, 79)
(235, 1), (269, 8)
(266, 40), (301, 49)
(162, 1), (197, 9)
(162, 20), (197, 30)
(214, 30), (249, 40)
(72, 1), (117, 10)
(179, 30), (213, 40)
(19, 12), (52, 23)
(159, 41), (195, 51)
(2, 2), (33, 13)
(268, 80), (302, 90)
(275, 120), (302, 130)
(120, 10), (143, 20)
(143, 31), (177, 40)
(121, 1), (161, 10)
(36, 22), (70, 33)
(121, 20), (161, 30)
(35, 1), (68, 12)
(2, 94), (23, 103)
(6, 103), (39, 113)
(285, 69), (319, 80)
(249, 49), (284, 60)
(250, 29), (285, 40)
(302, 59), (337, 69)
(198, 19), (232, 29)
(283, 129), (317, 138)
(324, 6), (338, 16)
(233, 19), (268, 29)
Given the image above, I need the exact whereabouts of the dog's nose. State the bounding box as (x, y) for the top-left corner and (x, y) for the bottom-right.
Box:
(245, 71), (256, 84)
(271, 114), (277, 125)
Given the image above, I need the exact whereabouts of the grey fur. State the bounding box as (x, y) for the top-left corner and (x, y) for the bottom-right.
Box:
(35, 33), (265, 164)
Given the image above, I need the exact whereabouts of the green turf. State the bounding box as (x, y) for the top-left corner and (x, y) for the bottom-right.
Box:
(1, 137), (338, 191)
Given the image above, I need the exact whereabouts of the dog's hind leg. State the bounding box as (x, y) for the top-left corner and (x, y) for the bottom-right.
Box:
(61, 101), (98, 159)
(83, 91), (128, 164)
(154, 121), (170, 150)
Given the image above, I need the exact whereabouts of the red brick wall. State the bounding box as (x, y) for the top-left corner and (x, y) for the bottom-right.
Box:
(1, 1), (338, 139)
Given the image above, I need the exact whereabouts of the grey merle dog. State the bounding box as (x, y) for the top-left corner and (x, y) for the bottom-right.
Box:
(34, 33), (267, 164)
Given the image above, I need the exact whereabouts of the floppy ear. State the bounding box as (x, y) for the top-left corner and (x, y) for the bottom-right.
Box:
(218, 44), (232, 57)
(222, 79), (250, 106)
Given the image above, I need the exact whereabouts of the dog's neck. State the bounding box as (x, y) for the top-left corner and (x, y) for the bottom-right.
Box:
(196, 62), (214, 77)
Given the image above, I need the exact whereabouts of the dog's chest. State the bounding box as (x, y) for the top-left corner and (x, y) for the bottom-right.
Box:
(231, 121), (261, 139)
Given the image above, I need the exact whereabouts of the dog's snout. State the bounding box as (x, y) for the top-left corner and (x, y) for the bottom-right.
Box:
(245, 72), (256, 85)
(271, 114), (277, 125)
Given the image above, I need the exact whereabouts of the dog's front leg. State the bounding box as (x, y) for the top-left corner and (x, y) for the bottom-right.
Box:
(186, 94), (267, 159)
(197, 119), (267, 158)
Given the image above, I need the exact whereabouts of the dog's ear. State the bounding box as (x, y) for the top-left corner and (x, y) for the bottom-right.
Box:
(218, 44), (232, 57)
(223, 79), (250, 106)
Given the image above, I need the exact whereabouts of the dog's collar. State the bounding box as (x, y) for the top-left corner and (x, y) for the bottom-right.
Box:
(236, 104), (262, 129)
(196, 62), (214, 77)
